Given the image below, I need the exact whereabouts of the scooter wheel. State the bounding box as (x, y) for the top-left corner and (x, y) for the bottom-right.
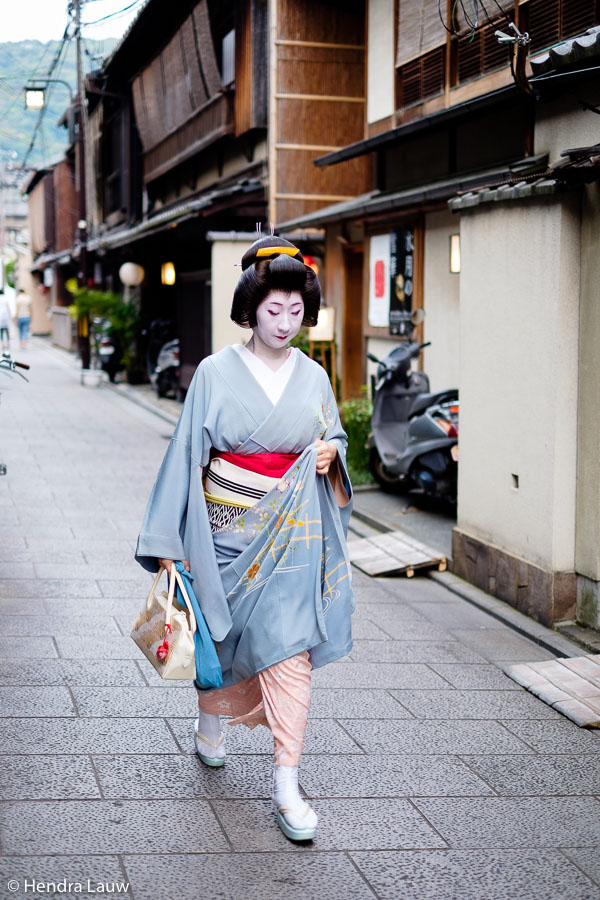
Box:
(368, 448), (407, 495)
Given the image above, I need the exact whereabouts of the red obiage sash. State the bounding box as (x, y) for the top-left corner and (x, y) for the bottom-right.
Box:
(216, 451), (299, 478)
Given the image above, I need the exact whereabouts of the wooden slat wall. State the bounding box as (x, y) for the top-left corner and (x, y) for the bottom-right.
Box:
(271, 0), (371, 225)
(131, 0), (224, 157)
(235, 0), (268, 136)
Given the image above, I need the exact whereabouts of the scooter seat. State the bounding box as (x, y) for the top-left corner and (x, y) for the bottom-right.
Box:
(408, 389), (458, 418)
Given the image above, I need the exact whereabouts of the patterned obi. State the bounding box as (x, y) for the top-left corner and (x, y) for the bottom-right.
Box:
(204, 452), (300, 533)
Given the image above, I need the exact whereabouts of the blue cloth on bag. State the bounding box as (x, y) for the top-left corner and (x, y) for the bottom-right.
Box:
(175, 561), (223, 689)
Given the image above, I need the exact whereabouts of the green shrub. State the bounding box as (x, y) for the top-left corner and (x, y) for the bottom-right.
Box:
(339, 389), (374, 485)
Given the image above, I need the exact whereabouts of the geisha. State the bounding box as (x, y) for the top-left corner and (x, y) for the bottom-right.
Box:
(135, 234), (354, 842)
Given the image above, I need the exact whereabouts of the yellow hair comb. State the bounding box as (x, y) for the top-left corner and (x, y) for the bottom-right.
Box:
(255, 246), (301, 259)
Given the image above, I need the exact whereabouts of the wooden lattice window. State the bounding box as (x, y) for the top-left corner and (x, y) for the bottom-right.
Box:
(525, 0), (600, 54)
(397, 46), (446, 108)
(456, 23), (512, 83)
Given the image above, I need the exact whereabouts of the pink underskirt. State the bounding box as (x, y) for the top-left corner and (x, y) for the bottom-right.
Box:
(196, 651), (312, 766)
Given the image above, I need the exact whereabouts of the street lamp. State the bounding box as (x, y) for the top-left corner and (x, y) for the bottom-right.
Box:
(24, 79), (74, 109)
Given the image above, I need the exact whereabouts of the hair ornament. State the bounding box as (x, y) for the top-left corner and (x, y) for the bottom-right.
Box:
(255, 246), (301, 259)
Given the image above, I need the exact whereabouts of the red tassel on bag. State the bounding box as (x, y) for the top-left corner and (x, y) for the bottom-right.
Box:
(156, 639), (170, 661)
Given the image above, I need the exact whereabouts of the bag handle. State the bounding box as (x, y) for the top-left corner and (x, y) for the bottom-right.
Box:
(146, 566), (165, 611)
(165, 566), (198, 634)
(146, 565), (197, 635)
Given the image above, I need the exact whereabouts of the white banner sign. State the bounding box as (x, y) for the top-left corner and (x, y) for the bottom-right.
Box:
(368, 233), (390, 328)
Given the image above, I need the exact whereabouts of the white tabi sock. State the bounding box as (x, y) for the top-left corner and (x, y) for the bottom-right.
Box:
(195, 710), (225, 758)
(272, 764), (318, 831)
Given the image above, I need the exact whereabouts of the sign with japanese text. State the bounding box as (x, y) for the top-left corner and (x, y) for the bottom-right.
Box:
(368, 234), (391, 328)
(389, 227), (414, 336)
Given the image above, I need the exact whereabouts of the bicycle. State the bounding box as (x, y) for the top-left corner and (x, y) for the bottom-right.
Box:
(0, 352), (30, 477)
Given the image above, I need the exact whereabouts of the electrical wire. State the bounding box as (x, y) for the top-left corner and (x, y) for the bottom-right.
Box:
(83, 0), (144, 27)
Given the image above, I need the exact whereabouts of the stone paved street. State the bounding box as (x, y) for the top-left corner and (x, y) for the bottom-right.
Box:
(1, 342), (600, 899)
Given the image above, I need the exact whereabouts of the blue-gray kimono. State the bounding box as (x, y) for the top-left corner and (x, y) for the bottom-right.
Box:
(135, 346), (354, 688)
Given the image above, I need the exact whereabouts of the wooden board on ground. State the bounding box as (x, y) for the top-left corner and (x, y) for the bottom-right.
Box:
(504, 654), (600, 728)
(346, 530), (447, 577)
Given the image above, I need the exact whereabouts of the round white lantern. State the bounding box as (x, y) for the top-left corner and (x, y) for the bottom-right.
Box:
(119, 262), (145, 287)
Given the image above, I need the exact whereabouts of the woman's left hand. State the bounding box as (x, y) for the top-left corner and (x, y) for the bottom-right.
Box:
(315, 439), (337, 475)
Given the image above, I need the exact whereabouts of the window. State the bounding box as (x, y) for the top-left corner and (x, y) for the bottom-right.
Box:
(525, 0), (600, 54)
(221, 29), (235, 86)
(397, 46), (446, 108)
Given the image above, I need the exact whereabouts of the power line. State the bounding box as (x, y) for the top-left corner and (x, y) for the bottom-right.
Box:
(83, 0), (145, 27)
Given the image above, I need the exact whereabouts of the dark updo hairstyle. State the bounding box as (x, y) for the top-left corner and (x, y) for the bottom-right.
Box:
(230, 235), (321, 328)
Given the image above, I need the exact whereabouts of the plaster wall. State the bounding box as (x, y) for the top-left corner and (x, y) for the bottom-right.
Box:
(576, 183), (600, 616)
(367, 0), (395, 124)
(457, 198), (580, 573)
(210, 240), (253, 353)
(423, 210), (461, 393)
(535, 95), (600, 165)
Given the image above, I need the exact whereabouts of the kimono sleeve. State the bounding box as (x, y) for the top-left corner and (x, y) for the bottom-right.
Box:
(135, 365), (209, 572)
(322, 374), (353, 518)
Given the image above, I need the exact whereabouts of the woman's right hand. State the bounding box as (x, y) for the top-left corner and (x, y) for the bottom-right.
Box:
(158, 558), (190, 575)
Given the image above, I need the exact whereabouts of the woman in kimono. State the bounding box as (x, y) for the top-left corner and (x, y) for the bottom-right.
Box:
(136, 235), (353, 842)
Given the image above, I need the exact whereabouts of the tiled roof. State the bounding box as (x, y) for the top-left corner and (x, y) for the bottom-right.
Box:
(530, 25), (600, 76)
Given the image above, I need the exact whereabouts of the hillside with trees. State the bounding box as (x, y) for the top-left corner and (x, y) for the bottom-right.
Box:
(0, 38), (116, 172)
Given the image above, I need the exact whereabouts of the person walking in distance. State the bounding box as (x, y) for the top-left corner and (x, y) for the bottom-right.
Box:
(14, 289), (32, 350)
(136, 234), (354, 842)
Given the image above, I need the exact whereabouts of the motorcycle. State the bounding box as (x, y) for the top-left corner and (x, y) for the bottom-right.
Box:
(141, 319), (180, 398)
(91, 317), (122, 383)
(0, 352), (30, 477)
(367, 312), (459, 504)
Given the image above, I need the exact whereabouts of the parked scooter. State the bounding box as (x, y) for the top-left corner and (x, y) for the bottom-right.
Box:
(367, 310), (459, 504)
(154, 338), (180, 398)
(0, 352), (30, 477)
(142, 319), (180, 398)
(91, 317), (121, 383)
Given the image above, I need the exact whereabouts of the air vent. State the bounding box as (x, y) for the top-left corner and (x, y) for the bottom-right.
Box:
(526, 0), (600, 54)
(398, 46), (445, 108)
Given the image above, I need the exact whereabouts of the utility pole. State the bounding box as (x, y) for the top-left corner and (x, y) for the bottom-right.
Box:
(74, 0), (90, 369)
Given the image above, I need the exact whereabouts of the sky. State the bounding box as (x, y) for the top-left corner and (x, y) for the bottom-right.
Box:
(1, 0), (145, 43)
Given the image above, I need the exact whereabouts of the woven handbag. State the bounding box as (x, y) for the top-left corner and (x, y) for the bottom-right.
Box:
(130, 565), (197, 680)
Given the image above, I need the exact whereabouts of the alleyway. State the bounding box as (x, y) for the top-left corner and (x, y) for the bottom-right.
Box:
(1, 342), (600, 900)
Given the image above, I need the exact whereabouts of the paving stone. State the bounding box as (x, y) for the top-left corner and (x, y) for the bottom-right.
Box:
(1, 755), (101, 800)
(0, 686), (76, 717)
(55, 635), (142, 659)
(410, 600), (508, 630)
(311, 662), (449, 690)
(390, 689), (561, 719)
(33, 564), (147, 581)
(0, 718), (180, 754)
(364, 617), (451, 641)
(0, 597), (46, 615)
(1, 799), (227, 854)
(499, 719), (600, 753)
(0, 563), (36, 578)
(349, 639), (488, 664)
(3, 615), (120, 636)
(428, 663), (521, 690)
(462, 754), (600, 796)
(338, 719), (534, 755)
(97, 581), (146, 599)
(167, 716), (364, 755)
(562, 848), (600, 887)
(95, 753), (272, 799)
(349, 617), (392, 640)
(412, 796), (600, 848)
(124, 851), (376, 899)
(0, 659), (145, 686)
(300, 754), (494, 798)
(309, 688), (410, 718)
(0, 636), (58, 658)
(350, 849), (599, 900)
(0, 856), (128, 900)
(0, 579), (102, 598)
(46, 598), (141, 618)
(448, 628), (556, 661)
(214, 797), (447, 851)
(73, 686), (198, 717)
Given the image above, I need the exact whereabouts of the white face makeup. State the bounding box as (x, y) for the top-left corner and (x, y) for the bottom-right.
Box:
(253, 290), (304, 351)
